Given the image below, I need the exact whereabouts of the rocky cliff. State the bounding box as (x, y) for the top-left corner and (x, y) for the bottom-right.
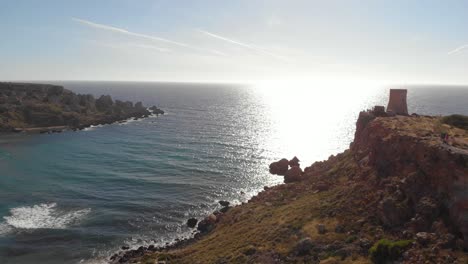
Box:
(115, 112), (467, 263)
(0, 82), (164, 133)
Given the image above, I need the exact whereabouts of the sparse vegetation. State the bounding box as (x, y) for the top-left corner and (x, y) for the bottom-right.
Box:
(369, 239), (413, 264)
(442, 114), (468, 130)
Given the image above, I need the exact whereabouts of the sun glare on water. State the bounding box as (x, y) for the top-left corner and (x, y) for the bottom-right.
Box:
(252, 80), (386, 165)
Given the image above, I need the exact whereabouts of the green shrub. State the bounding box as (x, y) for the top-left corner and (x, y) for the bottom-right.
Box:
(369, 239), (413, 264)
(345, 235), (358, 243)
(441, 114), (468, 130)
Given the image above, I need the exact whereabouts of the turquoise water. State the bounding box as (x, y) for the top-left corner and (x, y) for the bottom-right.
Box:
(0, 82), (467, 263)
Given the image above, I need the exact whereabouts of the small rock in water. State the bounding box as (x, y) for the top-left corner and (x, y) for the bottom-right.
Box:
(121, 245), (130, 250)
(187, 218), (198, 228)
(219, 200), (230, 207)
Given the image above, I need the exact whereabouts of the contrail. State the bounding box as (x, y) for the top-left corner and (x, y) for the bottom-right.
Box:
(72, 18), (189, 48)
(197, 29), (287, 61)
(447, 44), (468, 55)
(73, 18), (225, 56)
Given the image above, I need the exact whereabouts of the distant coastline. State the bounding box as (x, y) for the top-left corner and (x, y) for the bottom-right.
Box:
(0, 82), (164, 134)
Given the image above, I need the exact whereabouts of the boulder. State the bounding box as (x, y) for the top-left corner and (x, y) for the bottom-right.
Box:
(187, 218), (198, 228)
(219, 200), (230, 207)
(269, 158), (289, 176)
(377, 196), (413, 227)
(288, 156), (300, 167)
(316, 182), (330, 192)
(316, 224), (327, 234)
(415, 232), (435, 245)
(293, 237), (313, 256)
(149, 105), (165, 115)
(197, 214), (217, 233)
(243, 245), (257, 256)
(284, 166), (303, 183)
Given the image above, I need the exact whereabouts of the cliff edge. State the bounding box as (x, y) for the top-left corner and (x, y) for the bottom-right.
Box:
(115, 112), (467, 264)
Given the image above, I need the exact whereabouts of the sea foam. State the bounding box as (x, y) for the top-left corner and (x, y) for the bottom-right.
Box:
(1, 203), (90, 231)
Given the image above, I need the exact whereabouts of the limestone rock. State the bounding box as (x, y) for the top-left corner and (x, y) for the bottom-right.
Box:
(377, 196), (412, 227)
(288, 156), (300, 167)
(293, 237), (313, 256)
(284, 166), (303, 183)
(269, 158), (289, 176)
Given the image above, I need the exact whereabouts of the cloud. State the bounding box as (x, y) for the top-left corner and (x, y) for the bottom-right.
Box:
(197, 29), (287, 61)
(447, 44), (468, 55)
(73, 18), (224, 56)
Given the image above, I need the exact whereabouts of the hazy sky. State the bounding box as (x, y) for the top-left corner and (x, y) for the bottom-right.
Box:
(1, 0), (467, 84)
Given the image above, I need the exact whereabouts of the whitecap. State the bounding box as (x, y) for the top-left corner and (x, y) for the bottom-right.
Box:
(0, 222), (13, 235)
(83, 125), (103, 131)
(2, 203), (91, 230)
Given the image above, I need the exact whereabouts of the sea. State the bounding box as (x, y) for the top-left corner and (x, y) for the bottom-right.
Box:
(0, 81), (467, 263)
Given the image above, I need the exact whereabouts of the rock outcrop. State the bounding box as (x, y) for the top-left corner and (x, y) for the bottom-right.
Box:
(352, 111), (468, 249)
(269, 158), (289, 176)
(0, 82), (164, 132)
(269, 157), (304, 183)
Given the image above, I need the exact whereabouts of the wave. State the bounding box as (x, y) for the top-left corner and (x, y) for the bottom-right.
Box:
(1, 203), (90, 232)
(83, 124), (104, 131)
(0, 222), (13, 235)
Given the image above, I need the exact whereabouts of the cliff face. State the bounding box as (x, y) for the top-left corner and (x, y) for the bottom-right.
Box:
(116, 113), (467, 264)
(0, 82), (163, 132)
(352, 114), (468, 248)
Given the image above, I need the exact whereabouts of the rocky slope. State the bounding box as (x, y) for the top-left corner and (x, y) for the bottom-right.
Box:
(115, 111), (467, 263)
(0, 82), (164, 133)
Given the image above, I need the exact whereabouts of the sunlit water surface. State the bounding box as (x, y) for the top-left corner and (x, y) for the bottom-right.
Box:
(0, 82), (467, 263)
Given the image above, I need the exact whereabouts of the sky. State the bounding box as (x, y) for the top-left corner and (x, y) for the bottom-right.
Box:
(0, 0), (467, 84)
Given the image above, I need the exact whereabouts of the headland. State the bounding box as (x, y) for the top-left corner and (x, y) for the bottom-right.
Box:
(0, 82), (164, 133)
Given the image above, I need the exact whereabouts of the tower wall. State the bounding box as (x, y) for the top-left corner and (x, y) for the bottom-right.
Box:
(387, 89), (408, 115)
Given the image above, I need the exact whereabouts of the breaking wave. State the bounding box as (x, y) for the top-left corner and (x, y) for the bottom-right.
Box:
(1, 203), (90, 232)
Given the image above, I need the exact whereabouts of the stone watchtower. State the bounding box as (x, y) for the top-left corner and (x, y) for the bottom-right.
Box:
(387, 89), (408, 115)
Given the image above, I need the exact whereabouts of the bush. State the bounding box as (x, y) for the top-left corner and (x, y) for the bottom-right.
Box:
(441, 114), (468, 130)
(345, 235), (358, 243)
(369, 239), (413, 264)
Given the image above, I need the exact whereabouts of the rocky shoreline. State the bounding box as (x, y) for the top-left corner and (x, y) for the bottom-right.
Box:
(0, 82), (164, 134)
(111, 109), (468, 264)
